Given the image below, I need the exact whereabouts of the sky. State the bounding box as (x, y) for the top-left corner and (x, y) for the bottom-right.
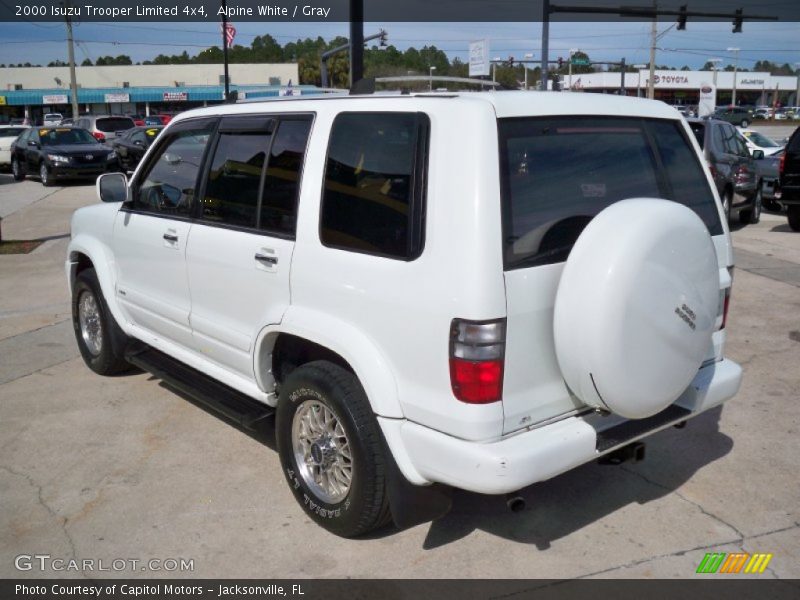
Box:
(1, 20), (799, 71)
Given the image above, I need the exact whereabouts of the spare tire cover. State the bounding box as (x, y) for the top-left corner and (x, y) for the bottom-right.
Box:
(553, 198), (719, 419)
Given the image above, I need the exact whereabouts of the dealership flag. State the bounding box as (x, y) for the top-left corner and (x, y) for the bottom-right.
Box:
(221, 22), (236, 47)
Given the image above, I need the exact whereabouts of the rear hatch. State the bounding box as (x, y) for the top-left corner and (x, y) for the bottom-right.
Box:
(96, 117), (135, 139)
(499, 115), (731, 434)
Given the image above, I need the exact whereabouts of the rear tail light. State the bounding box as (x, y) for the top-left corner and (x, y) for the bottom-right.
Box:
(734, 164), (749, 184)
(449, 318), (505, 404)
(779, 152), (786, 176)
(92, 131), (106, 142)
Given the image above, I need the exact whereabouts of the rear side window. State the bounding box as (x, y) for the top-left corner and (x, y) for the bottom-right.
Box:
(96, 117), (135, 132)
(320, 112), (428, 260)
(203, 131), (270, 228)
(499, 116), (722, 269)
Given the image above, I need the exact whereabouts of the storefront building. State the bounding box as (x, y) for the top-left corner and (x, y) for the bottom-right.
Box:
(0, 63), (301, 123)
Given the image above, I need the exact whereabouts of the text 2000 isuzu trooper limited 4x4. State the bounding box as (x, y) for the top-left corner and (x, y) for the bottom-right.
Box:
(67, 91), (742, 536)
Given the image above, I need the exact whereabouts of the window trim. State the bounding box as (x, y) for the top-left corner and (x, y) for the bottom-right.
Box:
(193, 113), (314, 240)
(124, 116), (219, 221)
(318, 111), (430, 262)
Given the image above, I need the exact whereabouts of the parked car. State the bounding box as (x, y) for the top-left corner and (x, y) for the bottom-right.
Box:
(72, 115), (136, 142)
(111, 125), (163, 172)
(43, 113), (63, 126)
(11, 126), (118, 186)
(67, 92), (741, 537)
(126, 114), (146, 126)
(754, 149), (784, 212)
(779, 127), (800, 230)
(686, 118), (761, 224)
(711, 106), (753, 128)
(143, 114), (173, 126)
(740, 128), (784, 157)
(0, 124), (29, 172)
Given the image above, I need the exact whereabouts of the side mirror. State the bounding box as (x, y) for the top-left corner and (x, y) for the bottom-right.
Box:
(752, 149), (764, 160)
(96, 172), (128, 203)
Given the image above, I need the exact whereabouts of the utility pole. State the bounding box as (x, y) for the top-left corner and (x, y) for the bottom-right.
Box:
(540, 0), (550, 90)
(728, 47), (740, 105)
(647, 1), (657, 99)
(63, 0), (79, 119)
(795, 62), (800, 106)
(349, 0), (364, 87)
(221, 0), (230, 100)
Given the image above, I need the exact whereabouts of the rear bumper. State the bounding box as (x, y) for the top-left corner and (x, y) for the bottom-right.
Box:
(381, 358), (742, 495)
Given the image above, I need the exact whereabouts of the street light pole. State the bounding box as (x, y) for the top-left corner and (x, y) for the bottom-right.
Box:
(634, 64), (647, 98)
(429, 66), (436, 91)
(727, 47), (740, 105)
(568, 48), (578, 92)
(795, 62), (800, 106)
(524, 53), (533, 90)
(62, 0), (79, 119)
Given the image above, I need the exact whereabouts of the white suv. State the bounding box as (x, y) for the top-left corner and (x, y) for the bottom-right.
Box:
(67, 91), (742, 537)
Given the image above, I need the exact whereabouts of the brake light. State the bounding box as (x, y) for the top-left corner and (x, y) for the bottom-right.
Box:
(779, 152), (786, 176)
(92, 131), (105, 142)
(449, 319), (505, 404)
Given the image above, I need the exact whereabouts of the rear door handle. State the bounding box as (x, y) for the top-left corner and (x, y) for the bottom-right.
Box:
(163, 233), (179, 242)
(254, 253), (278, 266)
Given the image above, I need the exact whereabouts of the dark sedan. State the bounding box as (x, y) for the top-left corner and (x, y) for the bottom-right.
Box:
(11, 127), (118, 186)
(111, 126), (163, 172)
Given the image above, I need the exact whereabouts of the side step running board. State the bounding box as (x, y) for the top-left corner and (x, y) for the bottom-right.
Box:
(126, 345), (274, 430)
(596, 404), (691, 453)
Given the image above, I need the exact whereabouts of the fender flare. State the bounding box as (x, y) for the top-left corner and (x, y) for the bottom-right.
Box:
(66, 234), (129, 334)
(254, 306), (403, 419)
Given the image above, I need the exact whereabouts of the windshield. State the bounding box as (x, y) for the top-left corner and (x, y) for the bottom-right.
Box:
(38, 128), (98, 146)
(0, 127), (27, 138)
(499, 116), (722, 269)
(743, 131), (780, 148)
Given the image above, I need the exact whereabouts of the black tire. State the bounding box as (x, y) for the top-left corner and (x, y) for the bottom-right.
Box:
(276, 361), (391, 538)
(71, 268), (131, 375)
(740, 119), (749, 128)
(741, 186), (762, 225)
(11, 158), (24, 181)
(788, 205), (800, 232)
(39, 162), (51, 187)
(721, 188), (733, 224)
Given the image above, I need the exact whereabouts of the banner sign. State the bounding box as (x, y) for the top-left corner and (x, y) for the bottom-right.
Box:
(104, 93), (130, 103)
(42, 94), (68, 104)
(163, 91), (188, 102)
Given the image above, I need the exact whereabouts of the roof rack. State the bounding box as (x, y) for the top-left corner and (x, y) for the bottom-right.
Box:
(374, 76), (500, 89)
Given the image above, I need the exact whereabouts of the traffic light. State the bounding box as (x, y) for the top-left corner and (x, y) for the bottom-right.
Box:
(558, 57), (563, 69)
(733, 8), (743, 33)
(677, 4), (687, 30)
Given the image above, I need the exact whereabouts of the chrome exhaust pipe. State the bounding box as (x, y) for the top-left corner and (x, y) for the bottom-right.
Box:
(506, 492), (526, 513)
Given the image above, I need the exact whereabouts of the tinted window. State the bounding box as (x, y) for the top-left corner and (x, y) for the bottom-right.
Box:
(260, 118), (311, 236)
(0, 127), (27, 138)
(320, 112), (428, 259)
(499, 117), (722, 269)
(39, 128), (97, 145)
(96, 117), (135, 132)
(688, 122), (705, 149)
(133, 122), (214, 216)
(202, 131), (271, 228)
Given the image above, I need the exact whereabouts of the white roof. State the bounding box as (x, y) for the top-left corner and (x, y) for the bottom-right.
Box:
(172, 90), (681, 125)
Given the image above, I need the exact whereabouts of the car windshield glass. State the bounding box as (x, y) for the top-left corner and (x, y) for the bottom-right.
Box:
(744, 131), (780, 148)
(39, 128), (97, 145)
(0, 127), (27, 138)
(499, 116), (723, 269)
(96, 117), (135, 132)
